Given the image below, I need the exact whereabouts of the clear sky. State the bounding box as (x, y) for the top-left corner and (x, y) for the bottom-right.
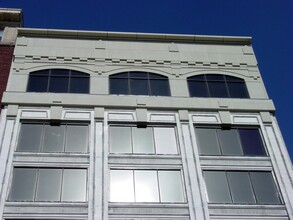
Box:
(1, 0), (293, 160)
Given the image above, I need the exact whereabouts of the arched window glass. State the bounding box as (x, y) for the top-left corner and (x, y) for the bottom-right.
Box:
(110, 71), (170, 96)
(27, 69), (90, 94)
(187, 74), (249, 98)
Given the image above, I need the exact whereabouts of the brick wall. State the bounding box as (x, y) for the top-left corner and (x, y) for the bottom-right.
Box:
(0, 45), (14, 109)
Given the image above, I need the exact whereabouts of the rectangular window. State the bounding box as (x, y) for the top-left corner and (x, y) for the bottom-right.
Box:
(110, 170), (184, 203)
(203, 171), (281, 205)
(17, 123), (88, 153)
(110, 126), (178, 154)
(9, 168), (87, 202)
(195, 127), (266, 156)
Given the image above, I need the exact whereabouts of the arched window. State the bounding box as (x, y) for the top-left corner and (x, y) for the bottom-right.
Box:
(27, 69), (90, 93)
(187, 74), (249, 98)
(109, 71), (170, 96)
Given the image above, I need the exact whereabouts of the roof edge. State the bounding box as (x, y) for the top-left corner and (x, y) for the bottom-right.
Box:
(17, 28), (252, 45)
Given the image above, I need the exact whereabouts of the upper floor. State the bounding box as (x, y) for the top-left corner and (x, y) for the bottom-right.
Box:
(3, 28), (274, 112)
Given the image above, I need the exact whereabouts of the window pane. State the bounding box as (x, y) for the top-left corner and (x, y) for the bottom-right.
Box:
(228, 82), (249, 98)
(9, 168), (37, 201)
(158, 171), (184, 202)
(208, 82), (228, 98)
(35, 169), (62, 201)
(49, 76), (69, 93)
(71, 70), (88, 77)
(227, 172), (256, 204)
(130, 79), (148, 95)
(110, 170), (134, 202)
(250, 172), (281, 205)
(62, 169), (87, 201)
(50, 69), (69, 76)
(203, 171), (232, 203)
(134, 170), (159, 202)
(150, 79), (170, 96)
(195, 128), (221, 155)
(110, 127), (132, 153)
(154, 127), (178, 154)
(188, 81), (209, 97)
(129, 72), (148, 78)
(189, 75), (205, 81)
(70, 77), (89, 93)
(110, 72), (129, 78)
(132, 127), (155, 154)
(43, 125), (65, 152)
(206, 74), (225, 81)
(27, 75), (48, 92)
(17, 124), (42, 152)
(110, 78), (129, 94)
(218, 129), (243, 155)
(239, 129), (266, 156)
(66, 125), (88, 153)
(148, 73), (166, 79)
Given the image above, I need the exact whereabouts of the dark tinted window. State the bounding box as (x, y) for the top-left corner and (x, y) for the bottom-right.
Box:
(204, 171), (281, 205)
(9, 168), (87, 202)
(239, 129), (266, 156)
(27, 69), (89, 93)
(109, 72), (170, 96)
(17, 123), (89, 153)
(188, 74), (249, 98)
(195, 127), (266, 156)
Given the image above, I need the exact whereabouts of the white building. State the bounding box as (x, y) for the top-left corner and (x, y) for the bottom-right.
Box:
(0, 28), (292, 220)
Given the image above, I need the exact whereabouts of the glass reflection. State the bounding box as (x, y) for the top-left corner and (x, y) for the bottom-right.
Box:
(110, 170), (134, 202)
(17, 124), (43, 152)
(9, 168), (37, 201)
(62, 169), (87, 201)
(110, 127), (132, 153)
(43, 125), (65, 152)
(132, 127), (155, 154)
(227, 172), (255, 204)
(196, 128), (221, 155)
(203, 171), (232, 203)
(135, 170), (159, 202)
(66, 125), (88, 153)
(154, 127), (178, 154)
(158, 171), (184, 202)
(36, 169), (62, 201)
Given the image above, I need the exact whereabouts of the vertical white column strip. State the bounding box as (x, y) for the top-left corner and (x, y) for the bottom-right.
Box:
(94, 121), (104, 220)
(179, 117), (210, 220)
(260, 118), (293, 220)
(103, 112), (109, 220)
(0, 118), (17, 219)
(88, 112), (95, 220)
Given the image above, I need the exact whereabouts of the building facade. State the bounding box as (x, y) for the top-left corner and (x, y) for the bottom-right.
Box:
(0, 29), (292, 220)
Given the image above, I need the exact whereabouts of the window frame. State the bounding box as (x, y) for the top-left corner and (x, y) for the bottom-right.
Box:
(109, 169), (186, 203)
(203, 170), (283, 205)
(194, 126), (268, 157)
(187, 74), (249, 98)
(27, 69), (90, 94)
(109, 124), (180, 155)
(8, 167), (88, 202)
(109, 71), (171, 96)
(16, 122), (90, 154)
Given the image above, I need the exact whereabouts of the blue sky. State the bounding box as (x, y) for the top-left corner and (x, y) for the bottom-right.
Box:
(1, 0), (293, 160)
